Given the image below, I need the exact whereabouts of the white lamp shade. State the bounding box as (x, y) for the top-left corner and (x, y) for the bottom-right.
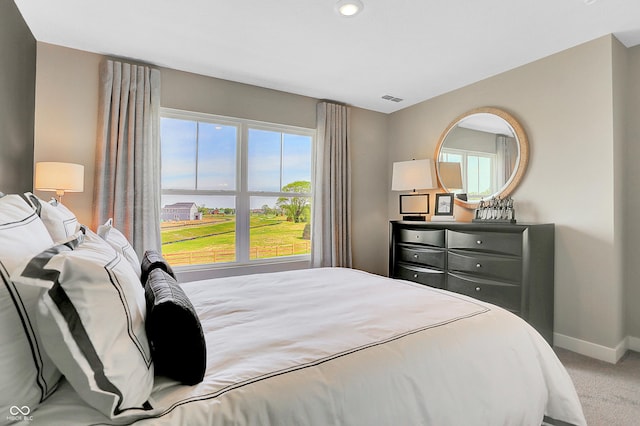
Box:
(35, 162), (84, 193)
(438, 162), (463, 190)
(391, 159), (436, 191)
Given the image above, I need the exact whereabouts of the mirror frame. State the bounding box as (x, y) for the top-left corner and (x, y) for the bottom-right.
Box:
(434, 107), (529, 209)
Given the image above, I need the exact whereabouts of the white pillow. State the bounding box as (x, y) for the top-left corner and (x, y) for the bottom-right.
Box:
(97, 218), (142, 279)
(0, 194), (61, 417)
(11, 228), (154, 419)
(24, 193), (79, 242)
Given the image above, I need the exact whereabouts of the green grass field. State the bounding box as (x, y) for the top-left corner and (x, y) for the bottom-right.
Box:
(161, 214), (310, 265)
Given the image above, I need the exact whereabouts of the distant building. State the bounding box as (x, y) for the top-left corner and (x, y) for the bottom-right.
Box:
(161, 202), (199, 221)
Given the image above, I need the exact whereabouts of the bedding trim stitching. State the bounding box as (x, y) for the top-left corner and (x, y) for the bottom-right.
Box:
(0, 212), (59, 401)
(103, 255), (153, 368)
(0, 261), (57, 401)
(89, 302), (490, 425)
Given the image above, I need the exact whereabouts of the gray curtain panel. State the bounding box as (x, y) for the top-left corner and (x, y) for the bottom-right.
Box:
(92, 59), (161, 257)
(311, 101), (352, 268)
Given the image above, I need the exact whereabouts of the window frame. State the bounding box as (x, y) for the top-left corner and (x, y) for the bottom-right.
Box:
(160, 107), (315, 272)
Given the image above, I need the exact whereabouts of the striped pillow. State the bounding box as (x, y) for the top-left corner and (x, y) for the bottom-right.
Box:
(140, 249), (176, 286)
(12, 227), (154, 419)
(0, 194), (61, 416)
(145, 268), (206, 385)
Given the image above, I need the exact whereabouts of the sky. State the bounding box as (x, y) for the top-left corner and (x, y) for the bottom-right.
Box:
(160, 117), (312, 209)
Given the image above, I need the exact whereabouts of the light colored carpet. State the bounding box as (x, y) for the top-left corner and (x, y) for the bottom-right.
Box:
(555, 347), (640, 426)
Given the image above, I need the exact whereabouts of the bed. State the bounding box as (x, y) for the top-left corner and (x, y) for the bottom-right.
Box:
(0, 193), (586, 425)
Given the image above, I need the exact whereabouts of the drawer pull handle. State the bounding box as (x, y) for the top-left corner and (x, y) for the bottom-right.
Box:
(476, 263), (482, 268)
(413, 274), (418, 278)
(476, 240), (483, 245)
(475, 286), (481, 292)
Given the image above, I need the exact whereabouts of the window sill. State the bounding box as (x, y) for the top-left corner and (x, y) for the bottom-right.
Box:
(174, 256), (311, 283)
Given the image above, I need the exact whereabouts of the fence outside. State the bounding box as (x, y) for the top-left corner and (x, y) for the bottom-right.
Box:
(163, 241), (311, 266)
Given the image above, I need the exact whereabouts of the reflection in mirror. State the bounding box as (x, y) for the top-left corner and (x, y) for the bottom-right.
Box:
(435, 107), (528, 209)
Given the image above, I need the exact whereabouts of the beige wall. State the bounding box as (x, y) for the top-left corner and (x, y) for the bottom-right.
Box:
(161, 67), (317, 129)
(625, 45), (640, 341)
(612, 38), (629, 347)
(388, 35), (627, 358)
(33, 43), (390, 278)
(33, 44), (101, 223)
(349, 108), (389, 275)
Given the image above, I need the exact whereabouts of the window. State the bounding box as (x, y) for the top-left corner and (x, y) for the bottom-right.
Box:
(439, 149), (496, 201)
(160, 109), (314, 267)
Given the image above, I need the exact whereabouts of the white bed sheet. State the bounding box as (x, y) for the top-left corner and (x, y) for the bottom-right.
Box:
(23, 267), (586, 425)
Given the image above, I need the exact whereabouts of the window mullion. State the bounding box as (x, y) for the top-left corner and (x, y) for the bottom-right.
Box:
(280, 132), (284, 191)
(237, 124), (250, 263)
(195, 122), (200, 190)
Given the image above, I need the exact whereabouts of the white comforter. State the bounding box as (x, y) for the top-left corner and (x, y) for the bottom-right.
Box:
(26, 268), (586, 425)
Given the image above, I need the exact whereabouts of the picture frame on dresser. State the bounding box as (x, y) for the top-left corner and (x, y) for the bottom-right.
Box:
(434, 193), (454, 216)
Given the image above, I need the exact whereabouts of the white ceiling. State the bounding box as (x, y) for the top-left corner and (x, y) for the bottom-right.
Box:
(14, 0), (640, 114)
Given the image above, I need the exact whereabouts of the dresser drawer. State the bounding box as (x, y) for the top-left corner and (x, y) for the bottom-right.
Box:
(398, 244), (445, 269)
(447, 250), (521, 282)
(447, 273), (521, 313)
(396, 263), (445, 289)
(447, 230), (522, 256)
(398, 229), (445, 247)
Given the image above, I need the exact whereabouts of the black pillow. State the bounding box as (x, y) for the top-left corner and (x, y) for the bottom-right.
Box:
(144, 268), (206, 385)
(141, 249), (176, 286)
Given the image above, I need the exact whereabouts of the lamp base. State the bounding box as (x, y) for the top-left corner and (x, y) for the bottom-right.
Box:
(402, 215), (426, 221)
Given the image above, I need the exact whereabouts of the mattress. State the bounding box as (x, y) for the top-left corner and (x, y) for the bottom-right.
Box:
(24, 267), (586, 425)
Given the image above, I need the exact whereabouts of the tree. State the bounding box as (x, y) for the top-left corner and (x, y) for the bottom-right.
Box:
(276, 181), (311, 223)
(197, 204), (209, 215)
(261, 204), (274, 216)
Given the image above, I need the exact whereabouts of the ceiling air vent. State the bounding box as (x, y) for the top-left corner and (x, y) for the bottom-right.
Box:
(382, 95), (403, 103)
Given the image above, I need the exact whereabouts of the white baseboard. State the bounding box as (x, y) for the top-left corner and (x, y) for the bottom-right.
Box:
(554, 332), (635, 364)
(628, 336), (640, 352)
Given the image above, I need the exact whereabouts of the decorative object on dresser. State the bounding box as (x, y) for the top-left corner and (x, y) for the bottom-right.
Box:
(391, 158), (436, 221)
(432, 193), (456, 222)
(389, 220), (554, 344)
(473, 196), (517, 223)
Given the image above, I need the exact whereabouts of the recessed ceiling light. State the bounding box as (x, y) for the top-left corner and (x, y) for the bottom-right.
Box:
(335, 0), (364, 17)
(583, 0), (597, 4)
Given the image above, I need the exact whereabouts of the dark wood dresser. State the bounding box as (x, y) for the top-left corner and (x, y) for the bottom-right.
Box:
(389, 221), (555, 344)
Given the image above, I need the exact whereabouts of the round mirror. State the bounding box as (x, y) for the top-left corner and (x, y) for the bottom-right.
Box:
(434, 107), (529, 209)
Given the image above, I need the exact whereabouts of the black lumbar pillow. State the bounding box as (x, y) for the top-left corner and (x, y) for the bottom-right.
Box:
(141, 249), (176, 286)
(144, 268), (206, 385)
